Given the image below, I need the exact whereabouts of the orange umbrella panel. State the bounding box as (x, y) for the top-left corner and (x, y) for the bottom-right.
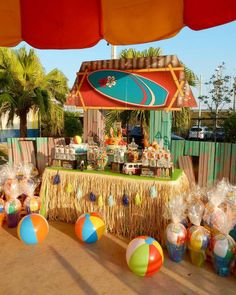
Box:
(0, 0), (235, 49)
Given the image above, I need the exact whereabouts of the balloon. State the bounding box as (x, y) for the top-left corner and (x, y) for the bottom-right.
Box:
(75, 213), (105, 243)
(17, 214), (49, 245)
(126, 236), (164, 276)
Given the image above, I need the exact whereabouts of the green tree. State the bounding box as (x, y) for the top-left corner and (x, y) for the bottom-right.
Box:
(199, 63), (233, 138)
(224, 112), (236, 143)
(64, 111), (82, 137)
(0, 47), (68, 137)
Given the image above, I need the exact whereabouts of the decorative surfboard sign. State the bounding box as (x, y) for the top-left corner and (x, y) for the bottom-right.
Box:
(87, 70), (169, 107)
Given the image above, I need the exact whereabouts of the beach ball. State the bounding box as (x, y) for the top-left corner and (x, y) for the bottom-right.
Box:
(73, 135), (82, 144)
(17, 214), (49, 245)
(5, 198), (21, 214)
(75, 213), (105, 243)
(126, 236), (164, 276)
(24, 196), (41, 214)
(166, 223), (187, 245)
(213, 234), (235, 259)
(0, 198), (5, 213)
(188, 226), (210, 251)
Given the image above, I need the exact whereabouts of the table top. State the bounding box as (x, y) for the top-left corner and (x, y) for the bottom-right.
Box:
(47, 167), (182, 182)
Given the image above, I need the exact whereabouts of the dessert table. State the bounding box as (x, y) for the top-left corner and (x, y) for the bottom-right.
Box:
(40, 168), (189, 245)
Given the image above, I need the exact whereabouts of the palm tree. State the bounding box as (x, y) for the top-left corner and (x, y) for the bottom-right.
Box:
(0, 47), (68, 137)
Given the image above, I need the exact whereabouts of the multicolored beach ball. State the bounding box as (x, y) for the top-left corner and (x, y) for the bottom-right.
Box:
(0, 198), (5, 213)
(188, 226), (210, 251)
(24, 196), (41, 214)
(126, 236), (164, 276)
(73, 135), (82, 144)
(5, 198), (21, 214)
(166, 223), (187, 246)
(75, 213), (105, 243)
(17, 214), (49, 245)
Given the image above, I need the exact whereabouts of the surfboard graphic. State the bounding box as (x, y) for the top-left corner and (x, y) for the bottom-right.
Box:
(87, 70), (168, 107)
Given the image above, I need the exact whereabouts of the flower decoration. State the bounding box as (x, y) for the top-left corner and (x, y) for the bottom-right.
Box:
(108, 195), (115, 207)
(150, 185), (158, 199)
(89, 192), (96, 202)
(53, 172), (60, 185)
(123, 193), (129, 207)
(98, 195), (104, 208)
(135, 193), (142, 206)
(106, 76), (116, 88)
(66, 183), (73, 193)
(76, 187), (83, 200)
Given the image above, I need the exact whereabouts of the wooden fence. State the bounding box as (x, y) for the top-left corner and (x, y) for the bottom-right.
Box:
(7, 137), (66, 174)
(6, 137), (236, 186)
(171, 140), (236, 186)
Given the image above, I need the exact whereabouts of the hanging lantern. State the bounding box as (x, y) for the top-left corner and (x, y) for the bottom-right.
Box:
(135, 193), (141, 206)
(66, 183), (73, 193)
(98, 195), (104, 208)
(76, 187), (83, 200)
(150, 185), (158, 199)
(123, 193), (129, 207)
(108, 195), (115, 207)
(53, 173), (60, 185)
(89, 192), (96, 202)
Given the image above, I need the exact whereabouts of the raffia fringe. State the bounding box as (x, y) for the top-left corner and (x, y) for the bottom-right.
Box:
(40, 169), (189, 245)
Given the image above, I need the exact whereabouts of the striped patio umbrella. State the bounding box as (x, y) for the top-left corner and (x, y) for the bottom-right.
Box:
(0, 0), (235, 49)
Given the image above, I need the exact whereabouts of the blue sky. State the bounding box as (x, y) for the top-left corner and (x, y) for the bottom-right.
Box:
(18, 21), (236, 103)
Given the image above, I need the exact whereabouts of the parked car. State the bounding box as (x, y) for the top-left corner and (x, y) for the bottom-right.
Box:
(171, 133), (185, 140)
(211, 127), (225, 141)
(188, 126), (212, 140)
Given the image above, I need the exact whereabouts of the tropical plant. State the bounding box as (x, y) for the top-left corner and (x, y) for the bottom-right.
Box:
(224, 112), (236, 143)
(41, 102), (65, 136)
(119, 47), (162, 59)
(64, 111), (83, 137)
(0, 47), (68, 137)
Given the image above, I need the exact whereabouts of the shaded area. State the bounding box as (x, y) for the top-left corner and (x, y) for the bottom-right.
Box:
(0, 221), (235, 295)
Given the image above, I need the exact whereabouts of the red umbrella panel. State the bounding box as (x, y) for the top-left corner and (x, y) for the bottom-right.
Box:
(0, 0), (235, 49)
(66, 56), (197, 110)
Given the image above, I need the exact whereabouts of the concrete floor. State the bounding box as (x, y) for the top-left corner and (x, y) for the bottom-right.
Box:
(0, 221), (235, 295)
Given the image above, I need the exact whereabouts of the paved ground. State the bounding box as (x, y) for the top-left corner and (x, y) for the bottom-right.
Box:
(0, 221), (235, 295)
